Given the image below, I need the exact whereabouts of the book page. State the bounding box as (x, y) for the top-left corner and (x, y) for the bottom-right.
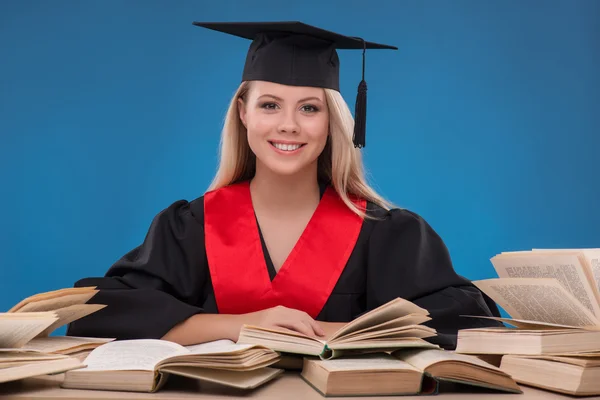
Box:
(511, 355), (600, 367)
(14, 291), (98, 313)
(0, 349), (68, 363)
(36, 304), (106, 337)
(185, 339), (256, 355)
(587, 252), (600, 294)
(160, 365), (283, 390)
(0, 313), (57, 348)
(394, 348), (503, 372)
(329, 298), (428, 341)
(473, 278), (600, 327)
(460, 315), (600, 330)
(531, 249), (600, 297)
(8, 287), (97, 312)
(0, 357), (83, 384)
(491, 252), (600, 317)
(23, 336), (115, 354)
(584, 250), (600, 292)
(316, 353), (419, 372)
(80, 339), (187, 371)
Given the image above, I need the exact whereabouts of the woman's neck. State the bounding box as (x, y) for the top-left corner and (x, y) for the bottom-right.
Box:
(250, 162), (321, 214)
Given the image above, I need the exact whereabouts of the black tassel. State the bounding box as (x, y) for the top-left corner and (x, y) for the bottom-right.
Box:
(353, 38), (367, 148)
(353, 79), (367, 148)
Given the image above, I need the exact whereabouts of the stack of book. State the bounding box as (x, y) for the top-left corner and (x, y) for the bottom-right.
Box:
(235, 297), (521, 396)
(0, 286), (112, 384)
(1, 287), (284, 392)
(57, 296), (521, 396)
(2, 286), (524, 396)
(456, 248), (600, 396)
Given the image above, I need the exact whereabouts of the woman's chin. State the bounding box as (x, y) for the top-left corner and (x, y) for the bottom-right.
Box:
(260, 159), (313, 177)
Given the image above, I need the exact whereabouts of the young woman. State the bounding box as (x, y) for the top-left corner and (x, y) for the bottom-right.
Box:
(67, 22), (501, 350)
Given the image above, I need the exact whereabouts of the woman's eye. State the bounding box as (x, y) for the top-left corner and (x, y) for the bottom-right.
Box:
(301, 105), (319, 113)
(260, 102), (278, 110)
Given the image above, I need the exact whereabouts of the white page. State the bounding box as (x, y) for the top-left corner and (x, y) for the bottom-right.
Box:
(473, 278), (600, 326)
(80, 339), (187, 371)
(491, 252), (600, 317)
(395, 348), (504, 372)
(317, 354), (419, 372)
(532, 249), (600, 295)
(0, 314), (57, 348)
(23, 336), (114, 353)
(185, 339), (255, 355)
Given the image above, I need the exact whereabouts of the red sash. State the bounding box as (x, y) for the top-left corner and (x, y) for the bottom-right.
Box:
(203, 181), (366, 319)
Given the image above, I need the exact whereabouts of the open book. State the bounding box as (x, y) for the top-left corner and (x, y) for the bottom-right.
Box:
(238, 298), (438, 359)
(456, 249), (600, 355)
(476, 249), (600, 327)
(0, 348), (84, 384)
(301, 348), (521, 397)
(1, 286), (111, 354)
(61, 339), (283, 392)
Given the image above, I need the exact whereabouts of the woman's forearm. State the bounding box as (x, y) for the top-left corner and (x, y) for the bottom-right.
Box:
(161, 313), (243, 346)
(161, 311), (347, 346)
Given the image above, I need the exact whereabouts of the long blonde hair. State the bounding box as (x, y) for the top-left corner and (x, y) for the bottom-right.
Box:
(207, 81), (393, 218)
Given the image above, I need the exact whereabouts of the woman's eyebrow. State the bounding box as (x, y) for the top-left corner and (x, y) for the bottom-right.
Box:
(257, 94), (323, 103)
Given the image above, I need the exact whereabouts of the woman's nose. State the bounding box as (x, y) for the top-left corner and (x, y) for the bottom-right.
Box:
(277, 110), (300, 134)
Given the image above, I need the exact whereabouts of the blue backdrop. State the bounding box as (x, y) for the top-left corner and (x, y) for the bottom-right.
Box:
(1, 1), (599, 327)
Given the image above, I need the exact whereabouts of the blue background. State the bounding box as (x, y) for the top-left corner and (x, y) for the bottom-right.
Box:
(1, 1), (599, 333)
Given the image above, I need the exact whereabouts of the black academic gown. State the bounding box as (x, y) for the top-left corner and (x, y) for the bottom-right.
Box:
(67, 185), (502, 350)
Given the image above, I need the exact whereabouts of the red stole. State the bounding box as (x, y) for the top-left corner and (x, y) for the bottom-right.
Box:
(203, 181), (366, 319)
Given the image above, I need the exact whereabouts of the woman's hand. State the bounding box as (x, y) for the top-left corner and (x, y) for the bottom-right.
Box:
(161, 306), (327, 346)
(241, 305), (326, 338)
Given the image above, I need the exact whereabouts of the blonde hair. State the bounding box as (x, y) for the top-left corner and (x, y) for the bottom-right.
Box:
(207, 81), (393, 218)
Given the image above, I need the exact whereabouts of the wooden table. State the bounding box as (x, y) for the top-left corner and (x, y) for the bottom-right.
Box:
(0, 372), (596, 400)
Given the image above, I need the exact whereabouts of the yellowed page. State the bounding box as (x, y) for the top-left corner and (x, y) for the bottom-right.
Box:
(0, 349), (68, 363)
(8, 287), (97, 312)
(15, 291), (98, 313)
(473, 278), (600, 327)
(316, 353), (419, 372)
(331, 314), (431, 341)
(159, 365), (283, 389)
(584, 250), (600, 293)
(23, 336), (115, 354)
(460, 315), (600, 330)
(79, 339), (187, 371)
(531, 249), (600, 298)
(0, 357), (83, 384)
(510, 355), (600, 367)
(0, 312), (57, 348)
(328, 297), (428, 341)
(394, 348), (504, 372)
(491, 252), (600, 317)
(36, 304), (106, 337)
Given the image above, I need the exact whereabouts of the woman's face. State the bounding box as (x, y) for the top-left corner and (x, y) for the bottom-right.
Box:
(238, 81), (329, 177)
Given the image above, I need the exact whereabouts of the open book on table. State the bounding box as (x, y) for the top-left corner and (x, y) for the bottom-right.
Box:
(61, 339), (283, 393)
(456, 248), (600, 355)
(238, 297), (439, 360)
(301, 347), (521, 397)
(0, 286), (112, 354)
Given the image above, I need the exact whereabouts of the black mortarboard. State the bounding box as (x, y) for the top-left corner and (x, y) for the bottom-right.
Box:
(192, 21), (397, 148)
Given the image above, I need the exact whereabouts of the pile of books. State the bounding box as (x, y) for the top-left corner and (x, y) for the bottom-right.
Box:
(2, 285), (523, 396)
(0, 286), (113, 384)
(456, 248), (600, 396)
(62, 297), (521, 396)
(0, 287), (284, 391)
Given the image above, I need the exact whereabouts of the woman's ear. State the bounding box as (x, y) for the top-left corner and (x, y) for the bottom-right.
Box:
(237, 98), (247, 128)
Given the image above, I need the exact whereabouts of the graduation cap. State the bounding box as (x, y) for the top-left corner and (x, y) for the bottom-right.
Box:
(192, 21), (397, 148)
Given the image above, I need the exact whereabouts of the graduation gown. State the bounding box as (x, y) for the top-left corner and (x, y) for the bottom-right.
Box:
(67, 181), (502, 350)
